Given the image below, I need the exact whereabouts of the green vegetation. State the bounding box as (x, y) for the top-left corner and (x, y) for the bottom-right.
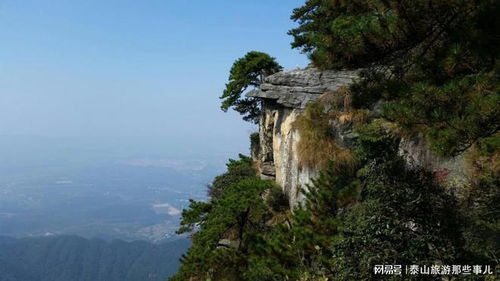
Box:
(172, 135), (490, 280)
(170, 155), (283, 280)
(220, 51), (282, 123)
(244, 159), (466, 281)
(208, 154), (256, 199)
(331, 161), (464, 280)
(173, 0), (499, 280)
(289, 0), (499, 157)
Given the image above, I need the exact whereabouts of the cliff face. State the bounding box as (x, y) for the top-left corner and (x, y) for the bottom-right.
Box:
(248, 68), (358, 206)
(249, 67), (468, 207)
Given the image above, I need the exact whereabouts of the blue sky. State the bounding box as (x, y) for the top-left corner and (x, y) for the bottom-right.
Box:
(0, 0), (308, 153)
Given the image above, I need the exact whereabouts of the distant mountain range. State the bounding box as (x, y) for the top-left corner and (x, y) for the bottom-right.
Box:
(0, 235), (189, 281)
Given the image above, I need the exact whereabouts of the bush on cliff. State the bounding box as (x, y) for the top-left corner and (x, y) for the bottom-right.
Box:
(242, 135), (466, 281)
(170, 156), (278, 281)
(208, 154), (256, 198)
(288, 0), (499, 270)
(289, 0), (499, 157)
(171, 1), (499, 279)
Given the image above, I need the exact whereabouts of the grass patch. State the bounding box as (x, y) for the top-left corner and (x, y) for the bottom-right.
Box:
(293, 90), (361, 171)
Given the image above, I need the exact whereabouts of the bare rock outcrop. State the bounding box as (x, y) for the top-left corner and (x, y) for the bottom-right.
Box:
(248, 67), (359, 109)
(248, 68), (358, 206)
(249, 67), (468, 207)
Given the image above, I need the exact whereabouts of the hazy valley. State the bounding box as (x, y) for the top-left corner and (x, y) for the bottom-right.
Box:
(0, 135), (239, 242)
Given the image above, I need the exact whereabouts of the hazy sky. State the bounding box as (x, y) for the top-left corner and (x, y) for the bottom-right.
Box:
(0, 0), (308, 151)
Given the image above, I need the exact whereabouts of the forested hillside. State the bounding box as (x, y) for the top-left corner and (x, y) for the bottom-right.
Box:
(0, 236), (189, 281)
(170, 0), (499, 280)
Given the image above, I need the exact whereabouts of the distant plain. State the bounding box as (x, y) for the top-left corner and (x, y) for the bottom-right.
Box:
(0, 135), (239, 242)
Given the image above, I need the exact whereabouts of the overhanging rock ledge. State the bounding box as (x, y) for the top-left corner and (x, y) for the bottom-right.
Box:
(247, 67), (358, 207)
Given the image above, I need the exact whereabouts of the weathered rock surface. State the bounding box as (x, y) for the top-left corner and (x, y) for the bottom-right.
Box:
(248, 67), (359, 108)
(249, 68), (358, 207)
(249, 67), (469, 208)
(399, 135), (467, 181)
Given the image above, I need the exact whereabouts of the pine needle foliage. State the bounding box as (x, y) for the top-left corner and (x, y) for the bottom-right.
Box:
(329, 159), (465, 281)
(289, 0), (500, 157)
(172, 1), (499, 279)
(208, 154), (256, 199)
(171, 156), (278, 281)
(220, 51), (282, 123)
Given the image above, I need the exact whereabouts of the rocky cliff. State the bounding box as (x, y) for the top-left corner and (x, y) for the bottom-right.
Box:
(248, 67), (358, 206)
(249, 67), (468, 207)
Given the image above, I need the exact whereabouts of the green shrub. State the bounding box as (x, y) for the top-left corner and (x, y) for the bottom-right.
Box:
(209, 154), (257, 198)
(266, 187), (289, 213)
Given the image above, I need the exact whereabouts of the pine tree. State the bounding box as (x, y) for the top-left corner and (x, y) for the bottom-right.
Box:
(220, 51), (282, 123)
(289, 0), (499, 156)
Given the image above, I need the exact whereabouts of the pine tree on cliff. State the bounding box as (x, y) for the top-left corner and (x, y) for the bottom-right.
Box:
(286, 0), (499, 273)
(220, 51), (282, 123)
(289, 0), (499, 156)
(170, 1), (499, 280)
